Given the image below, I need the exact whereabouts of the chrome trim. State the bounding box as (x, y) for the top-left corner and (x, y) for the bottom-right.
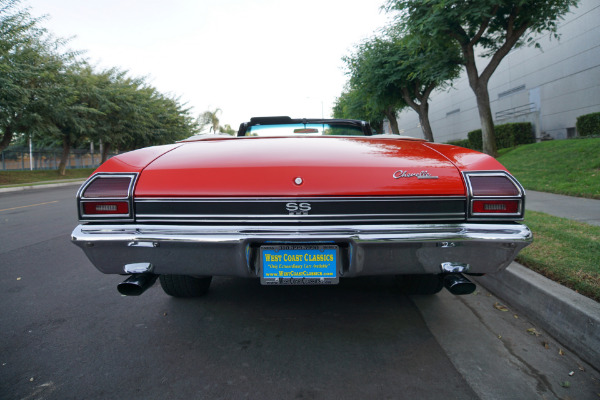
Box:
(124, 262), (154, 274)
(134, 217), (466, 224)
(393, 170), (439, 179)
(133, 195), (467, 202)
(77, 173), (139, 222)
(72, 222), (532, 277)
(440, 262), (470, 273)
(463, 171), (526, 220)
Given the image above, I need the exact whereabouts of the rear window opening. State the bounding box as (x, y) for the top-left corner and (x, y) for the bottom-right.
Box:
(245, 123), (366, 137)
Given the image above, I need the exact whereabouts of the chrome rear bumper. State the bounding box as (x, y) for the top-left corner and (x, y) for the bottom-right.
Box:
(71, 223), (532, 277)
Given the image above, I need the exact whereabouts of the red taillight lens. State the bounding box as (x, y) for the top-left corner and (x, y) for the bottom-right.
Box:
(469, 176), (520, 196)
(83, 201), (130, 215)
(472, 200), (520, 214)
(83, 177), (132, 198)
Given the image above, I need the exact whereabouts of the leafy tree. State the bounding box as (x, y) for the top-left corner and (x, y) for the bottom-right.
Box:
(81, 68), (198, 163)
(333, 88), (385, 134)
(343, 38), (405, 135)
(0, 0), (65, 152)
(343, 33), (461, 140)
(1, 0), (199, 173)
(385, 0), (579, 155)
(51, 64), (102, 175)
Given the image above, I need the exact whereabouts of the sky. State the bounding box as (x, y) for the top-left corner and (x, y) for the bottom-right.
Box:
(25, 0), (393, 131)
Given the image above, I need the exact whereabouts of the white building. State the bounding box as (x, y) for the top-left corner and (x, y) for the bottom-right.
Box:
(393, 0), (600, 142)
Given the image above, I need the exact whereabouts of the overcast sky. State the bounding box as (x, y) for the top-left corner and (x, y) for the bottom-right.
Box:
(25, 0), (392, 130)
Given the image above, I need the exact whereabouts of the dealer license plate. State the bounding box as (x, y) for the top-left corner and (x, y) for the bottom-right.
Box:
(260, 245), (339, 285)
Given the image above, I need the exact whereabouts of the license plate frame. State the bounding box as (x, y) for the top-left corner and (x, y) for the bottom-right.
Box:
(259, 244), (339, 285)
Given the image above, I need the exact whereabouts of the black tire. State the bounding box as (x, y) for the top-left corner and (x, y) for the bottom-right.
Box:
(159, 275), (212, 297)
(396, 274), (444, 295)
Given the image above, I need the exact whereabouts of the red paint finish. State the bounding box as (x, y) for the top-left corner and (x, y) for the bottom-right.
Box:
(424, 143), (508, 172)
(94, 144), (182, 174)
(131, 137), (474, 197)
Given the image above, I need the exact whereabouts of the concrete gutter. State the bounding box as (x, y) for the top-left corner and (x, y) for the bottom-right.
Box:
(0, 179), (85, 194)
(474, 262), (600, 370)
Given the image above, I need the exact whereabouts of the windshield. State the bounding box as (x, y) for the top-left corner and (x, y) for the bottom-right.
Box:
(245, 123), (365, 137)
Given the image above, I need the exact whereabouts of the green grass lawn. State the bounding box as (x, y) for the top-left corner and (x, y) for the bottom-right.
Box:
(517, 211), (600, 302)
(498, 138), (600, 199)
(0, 168), (95, 186)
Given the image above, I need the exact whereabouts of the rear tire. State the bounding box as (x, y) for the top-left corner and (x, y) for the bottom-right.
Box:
(396, 274), (443, 295)
(159, 275), (212, 297)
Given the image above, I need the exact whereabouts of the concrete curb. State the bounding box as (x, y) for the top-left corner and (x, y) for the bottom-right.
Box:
(0, 180), (85, 194)
(473, 262), (600, 370)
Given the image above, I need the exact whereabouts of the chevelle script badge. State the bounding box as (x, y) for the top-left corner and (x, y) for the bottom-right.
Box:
(393, 170), (439, 180)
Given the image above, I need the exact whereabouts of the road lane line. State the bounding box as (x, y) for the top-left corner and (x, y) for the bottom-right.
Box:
(0, 200), (59, 212)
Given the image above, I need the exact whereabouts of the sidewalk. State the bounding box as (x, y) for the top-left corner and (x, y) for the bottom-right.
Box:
(474, 190), (600, 369)
(0, 178), (85, 193)
(526, 190), (600, 226)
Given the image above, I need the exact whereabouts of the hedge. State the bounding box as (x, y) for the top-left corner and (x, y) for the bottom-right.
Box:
(576, 112), (600, 137)
(466, 122), (534, 150)
(446, 139), (473, 149)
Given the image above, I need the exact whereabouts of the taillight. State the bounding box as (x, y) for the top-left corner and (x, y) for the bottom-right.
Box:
(77, 173), (137, 220)
(464, 172), (524, 220)
(83, 177), (132, 198)
(472, 200), (520, 214)
(83, 201), (130, 215)
(468, 175), (521, 196)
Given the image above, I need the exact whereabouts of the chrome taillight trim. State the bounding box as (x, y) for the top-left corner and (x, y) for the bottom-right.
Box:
(463, 171), (525, 220)
(77, 173), (138, 221)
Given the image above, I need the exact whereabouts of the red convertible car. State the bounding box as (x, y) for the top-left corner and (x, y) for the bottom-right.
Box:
(71, 117), (532, 297)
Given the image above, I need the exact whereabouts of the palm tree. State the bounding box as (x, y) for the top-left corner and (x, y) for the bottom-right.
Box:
(199, 108), (221, 133)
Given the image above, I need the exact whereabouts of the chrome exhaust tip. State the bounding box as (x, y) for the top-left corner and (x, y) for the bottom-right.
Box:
(443, 273), (476, 295)
(117, 274), (158, 296)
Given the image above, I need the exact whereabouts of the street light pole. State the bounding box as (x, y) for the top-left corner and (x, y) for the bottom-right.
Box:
(29, 135), (33, 171)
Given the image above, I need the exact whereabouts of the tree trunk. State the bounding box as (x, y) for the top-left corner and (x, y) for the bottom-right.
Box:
(385, 107), (400, 134)
(101, 142), (111, 164)
(371, 121), (384, 135)
(459, 17), (529, 158)
(401, 85), (436, 142)
(58, 136), (71, 176)
(0, 125), (14, 153)
(474, 82), (498, 157)
(418, 102), (434, 142)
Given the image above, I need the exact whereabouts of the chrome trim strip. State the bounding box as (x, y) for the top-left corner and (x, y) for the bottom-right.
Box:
(73, 222), (533, 240)
(134, 212), (467, 218)
(134, 196), (467, 202)
(134, 217), (466, 224)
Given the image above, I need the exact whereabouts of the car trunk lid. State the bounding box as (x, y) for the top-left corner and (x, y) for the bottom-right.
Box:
(134, 137), (465, 197)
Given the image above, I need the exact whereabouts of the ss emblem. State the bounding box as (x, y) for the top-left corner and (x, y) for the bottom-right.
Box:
(286, 202), (311, 215)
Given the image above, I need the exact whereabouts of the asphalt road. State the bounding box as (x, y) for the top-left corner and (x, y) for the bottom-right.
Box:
(1, 186), (599, 400)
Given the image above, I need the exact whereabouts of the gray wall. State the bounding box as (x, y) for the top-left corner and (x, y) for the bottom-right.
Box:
(393, 0), (600, 142)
